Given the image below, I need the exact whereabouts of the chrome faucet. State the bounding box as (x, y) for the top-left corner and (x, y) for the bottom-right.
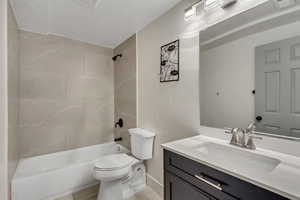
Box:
(225, 122), (262, 150)
(246, 122), (256, 134)
(229, 128), (240, 145)
(245, 122), (263, 150)
(226, 127), (247, 147)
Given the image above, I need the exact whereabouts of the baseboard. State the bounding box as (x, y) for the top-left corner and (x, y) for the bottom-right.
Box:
(146, 174), (164, 198)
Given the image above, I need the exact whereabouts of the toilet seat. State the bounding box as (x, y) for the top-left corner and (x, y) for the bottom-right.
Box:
(94, 153), (134, 171)
(94, 154), (135, 182)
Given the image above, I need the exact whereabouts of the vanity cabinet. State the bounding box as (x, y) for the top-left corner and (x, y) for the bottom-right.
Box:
(165, 172), (216, 200)
(164, 150), (289, 200)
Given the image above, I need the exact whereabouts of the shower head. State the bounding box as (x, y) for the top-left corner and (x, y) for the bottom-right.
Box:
(112, 54), (122, 61)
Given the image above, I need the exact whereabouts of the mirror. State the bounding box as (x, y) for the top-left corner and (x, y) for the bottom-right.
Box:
(200, 1), (300, 139)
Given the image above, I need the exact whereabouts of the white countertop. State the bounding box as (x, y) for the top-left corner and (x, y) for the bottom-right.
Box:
(162, 135), (300, 200)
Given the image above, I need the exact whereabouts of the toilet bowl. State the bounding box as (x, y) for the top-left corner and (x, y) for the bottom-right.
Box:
(93, 128), (155, 200)
(94, 154), (135, 200)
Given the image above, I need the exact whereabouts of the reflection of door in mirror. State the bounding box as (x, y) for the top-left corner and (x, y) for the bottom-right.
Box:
(255, 36), (300, 137)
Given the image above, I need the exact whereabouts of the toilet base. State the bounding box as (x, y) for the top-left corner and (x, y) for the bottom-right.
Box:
(96, 163), (146, 200)
(98, 180), (123, 200)
(123, 163), (146, 199)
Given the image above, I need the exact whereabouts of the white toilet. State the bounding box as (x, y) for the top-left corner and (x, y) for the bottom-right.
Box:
(93, 128), (155, 200)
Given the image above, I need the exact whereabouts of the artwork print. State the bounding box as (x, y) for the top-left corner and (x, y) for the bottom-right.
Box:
(160, 40), (179, 82)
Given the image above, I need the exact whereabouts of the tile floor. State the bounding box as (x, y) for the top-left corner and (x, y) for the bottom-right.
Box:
(56, 185), (162, 200)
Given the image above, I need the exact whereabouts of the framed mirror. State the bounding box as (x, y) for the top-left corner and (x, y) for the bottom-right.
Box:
(199, 0), (300, 140)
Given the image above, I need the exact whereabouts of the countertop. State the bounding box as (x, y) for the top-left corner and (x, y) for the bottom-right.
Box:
(162, 135), (300, 200)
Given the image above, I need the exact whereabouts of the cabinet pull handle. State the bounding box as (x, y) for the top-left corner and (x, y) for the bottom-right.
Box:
(194, 175), (222, 191)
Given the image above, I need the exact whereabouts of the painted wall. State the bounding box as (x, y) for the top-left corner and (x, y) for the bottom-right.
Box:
(137, 0), (200, 195)
(200, 20), (300, 129)
(0, 0), (8, 198)
(114, 35), (137, 149)
(19, 31), (114, 157)
(7, 1), (20, 182)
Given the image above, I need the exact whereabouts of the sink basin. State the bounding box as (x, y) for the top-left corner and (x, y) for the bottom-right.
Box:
(193, 142), (281, 174)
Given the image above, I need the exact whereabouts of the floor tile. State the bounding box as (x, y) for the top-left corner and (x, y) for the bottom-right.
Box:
(55, 194), (74, 200)
(55, 186), (162, 200)
(73, 184), (99, 200)
(127, 187), (162, 200)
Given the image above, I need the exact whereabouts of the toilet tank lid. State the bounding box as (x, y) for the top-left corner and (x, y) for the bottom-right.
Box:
(129, 128), (155, 138)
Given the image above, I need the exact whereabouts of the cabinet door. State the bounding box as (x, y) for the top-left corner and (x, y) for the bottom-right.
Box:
(165, 172), (214, 200)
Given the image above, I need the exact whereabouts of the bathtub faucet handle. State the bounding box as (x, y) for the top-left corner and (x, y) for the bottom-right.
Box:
(114, 137), (123, 142)
(115, 118), (124, 128)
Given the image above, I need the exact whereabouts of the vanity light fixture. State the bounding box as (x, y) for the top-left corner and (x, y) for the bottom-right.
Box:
(204, 0), (219, 10)
(184, 0), (203, 21)
(219, 0), (237, 9)
(184, 0), (238, 21)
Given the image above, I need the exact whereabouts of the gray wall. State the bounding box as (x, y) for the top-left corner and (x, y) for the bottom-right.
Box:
(113, 35), (137, 149)
(19, 31), (114, 157)
(137, 0), (200, 196)
(7, 2), (20, 182)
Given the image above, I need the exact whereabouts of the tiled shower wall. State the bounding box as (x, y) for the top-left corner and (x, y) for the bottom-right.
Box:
(19, 31), (114, 157)
(114, 35), (137, 149)
(7, 2), (20, 180)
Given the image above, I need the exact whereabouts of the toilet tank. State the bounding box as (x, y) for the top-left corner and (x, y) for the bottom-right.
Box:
(129, 128), (155, 160)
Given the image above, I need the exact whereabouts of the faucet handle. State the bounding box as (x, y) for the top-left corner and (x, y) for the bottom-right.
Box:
(246, 122), (256, 133)
(246, 135), (262, 150)
(224, 127), (233, 134)
(230, 128), (240, 145)
(224, 127), (241, 134)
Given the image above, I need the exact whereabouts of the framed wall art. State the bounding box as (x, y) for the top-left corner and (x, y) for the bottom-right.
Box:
(160, 40), (179, 82)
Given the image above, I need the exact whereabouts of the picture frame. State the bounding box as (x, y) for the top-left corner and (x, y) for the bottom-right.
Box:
(160, 40), (180, 82)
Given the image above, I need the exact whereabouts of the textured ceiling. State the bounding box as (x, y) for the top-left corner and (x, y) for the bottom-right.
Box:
(10, 0), (182, 48)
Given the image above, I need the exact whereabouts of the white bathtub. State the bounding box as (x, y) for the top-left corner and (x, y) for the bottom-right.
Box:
(12, 143), (129, 200)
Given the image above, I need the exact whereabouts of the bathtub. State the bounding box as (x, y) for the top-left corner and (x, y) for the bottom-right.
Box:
(12, 142), (129, 200)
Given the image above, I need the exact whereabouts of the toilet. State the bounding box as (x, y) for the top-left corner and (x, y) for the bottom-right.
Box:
(93, 128), (155, 200)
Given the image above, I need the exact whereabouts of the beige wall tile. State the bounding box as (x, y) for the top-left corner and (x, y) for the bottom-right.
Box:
(19, 31), (114, 158)
(113, 35), (137, 150)
(84, 51), (113, 77)
(83, 102), (114, 126)
(21, 49), (84, 77)
(7, 2), (20, 181)
(20, 74), (67, 100)
(20, 31), (65, 67)
(19, 125), (73, 157)
(115, 78), (137, 117)
(114, 114), (136, 149)
(19, 99), (81, 126)
(67, 77), (113, 100)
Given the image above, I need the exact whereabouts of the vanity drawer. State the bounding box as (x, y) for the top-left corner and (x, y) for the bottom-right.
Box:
(165, 171), (217, 200)
(164, 150), (289, 200)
